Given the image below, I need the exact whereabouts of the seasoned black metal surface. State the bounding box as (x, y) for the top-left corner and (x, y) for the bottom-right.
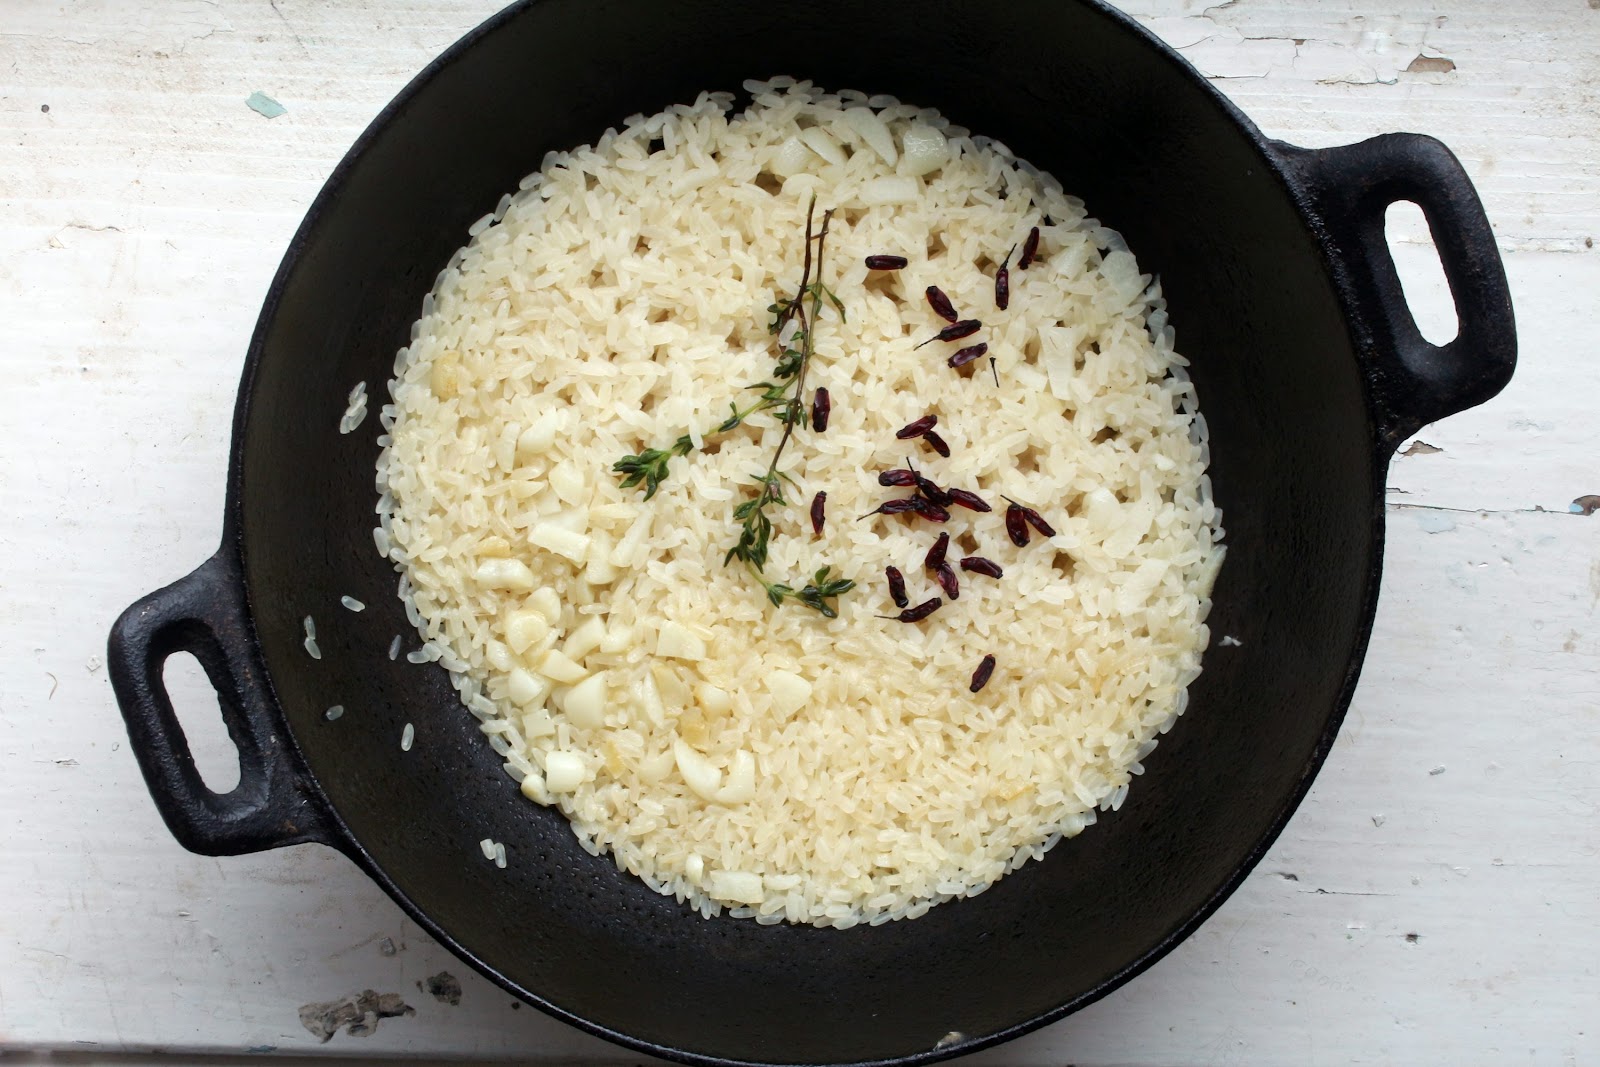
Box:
(109, 1), (1514, 1064)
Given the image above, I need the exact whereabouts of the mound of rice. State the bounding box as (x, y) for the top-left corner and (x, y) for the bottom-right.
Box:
(375, 80), (1224, 928)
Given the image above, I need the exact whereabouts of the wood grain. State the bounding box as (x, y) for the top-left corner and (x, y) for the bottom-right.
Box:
(1, 1), (1594, 1062)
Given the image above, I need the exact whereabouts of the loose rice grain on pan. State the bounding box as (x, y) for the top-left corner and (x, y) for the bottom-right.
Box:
(376, 82), (1224, 927)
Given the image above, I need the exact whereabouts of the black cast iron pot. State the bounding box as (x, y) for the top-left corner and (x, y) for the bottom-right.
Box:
(108, 1), (1516, 1063)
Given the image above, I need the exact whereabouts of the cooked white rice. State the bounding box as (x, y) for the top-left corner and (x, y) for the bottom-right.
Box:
(376, 81), (1224, 927)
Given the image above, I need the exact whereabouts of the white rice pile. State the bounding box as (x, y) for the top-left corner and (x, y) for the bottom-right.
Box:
(375, 81), (1224, 927)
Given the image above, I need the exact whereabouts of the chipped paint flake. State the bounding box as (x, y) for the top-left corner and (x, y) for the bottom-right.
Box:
(1401, 440), (1444, 456)
(246, 91), (286, 119)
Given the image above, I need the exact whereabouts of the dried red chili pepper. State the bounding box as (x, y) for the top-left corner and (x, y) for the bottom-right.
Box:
(935, 562), (960, 600)
(880, 597), (942, 623)
(969, 654), (997, 693)
(924, 531), (950, 570)
(885, 565), (909, 608)
(948, 342), (988, 369)
(925, 285), (959, 323)
(914, 319), (982, 349)
(1005, 503), (1031, 547)
(1018, 226), (1041, 270)
(810, 491), (827, 536)
(959, 556), (1003, 578)
(811, 387), (830, 433)
(865, 254), (908, 270)
(922, 430), (951, 458)
(995, 244), (1015, 310)
(895, 413), (938, 439)
(945, 487), (991, 513)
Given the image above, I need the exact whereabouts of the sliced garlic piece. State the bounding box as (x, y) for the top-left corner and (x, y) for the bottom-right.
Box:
(673, 738), (723, 801)
(544, 751), (585, 793)
(474, 558), (534, 591)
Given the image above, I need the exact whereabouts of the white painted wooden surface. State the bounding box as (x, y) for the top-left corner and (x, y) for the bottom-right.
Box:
(2, 0), (1596, 1062)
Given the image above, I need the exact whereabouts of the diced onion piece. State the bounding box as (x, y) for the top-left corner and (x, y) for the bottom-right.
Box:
(505, 609), (551, 654)
(530, 587), (562, 624)
(900, 123), (949, 177)
(696, 682), (732, 719)
(1104, 497), (1157, 558)
(535, 647), (588, 684)
(715, 750), (756, 804)
(770, 135), (815, 178)
(529, 522), (590, 563)
(474, 558), (535, 591)
(544, 751), (585, 793)
(799, 127), (846, 166)
(765, 669), (812, 719)
(561, 671), (608, 728)
(709, 869), (765, 905)
(859, 176), (919, 206)
(507, 666), (548, 707)
(656, 620), (706, 660)
(841, 107), (897, 166)
(673, 739), (723, 801)
(563, 615), (606, 662)
(1099, 249), (1149, 309)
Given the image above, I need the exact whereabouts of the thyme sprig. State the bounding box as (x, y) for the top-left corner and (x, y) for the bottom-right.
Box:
(723, 199), (853, 617)
(613, 198), (853, 617)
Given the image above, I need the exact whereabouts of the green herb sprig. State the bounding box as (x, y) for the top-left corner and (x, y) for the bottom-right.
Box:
(612, 198), (853, 617)
(722, 200), (852, 617)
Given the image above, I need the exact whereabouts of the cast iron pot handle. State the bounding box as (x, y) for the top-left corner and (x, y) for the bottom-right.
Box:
(108, 546), (341, 855)
(1273, 134), (1516, 449)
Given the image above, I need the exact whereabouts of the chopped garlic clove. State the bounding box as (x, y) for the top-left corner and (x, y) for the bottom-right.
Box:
(561, 671), (608, 728)
(515, 411), (561, 459)
(529, 522), (590, 563)
(598, 624), (633, 654)
(673, 738), (723, 801)
(769, 134), (814, 178)
(530, 587), (562, 624)
(484, 640), (514, 672)
(507, 666), (548, 707)
(563, 615), (606, 662)
(548, 459), (586, 505)
(518, 772), (548, 803)
(900, 123), (949, 177)
(656, 620), (706, 660)
(544, 751), (585, 793)
(685, 853), (705, 883)
(841, 107), (898, 166)
(716, 750), (756, 804)
(505, 608), (551, 654)
(535, 647), (588, 684)
(799, 127), (845, 166)
(637, 746), (674, 782)
(474, 558), (535, 591)
(521, 707), (556, 738)
(765, 669), (812, 719)
(696, 682), (732, 719)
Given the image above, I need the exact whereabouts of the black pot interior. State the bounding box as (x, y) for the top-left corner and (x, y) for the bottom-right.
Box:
(238, 0), (1376, 1062)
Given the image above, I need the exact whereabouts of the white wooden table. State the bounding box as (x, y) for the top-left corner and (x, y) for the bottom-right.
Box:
(3, 1), (1596, 1063)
